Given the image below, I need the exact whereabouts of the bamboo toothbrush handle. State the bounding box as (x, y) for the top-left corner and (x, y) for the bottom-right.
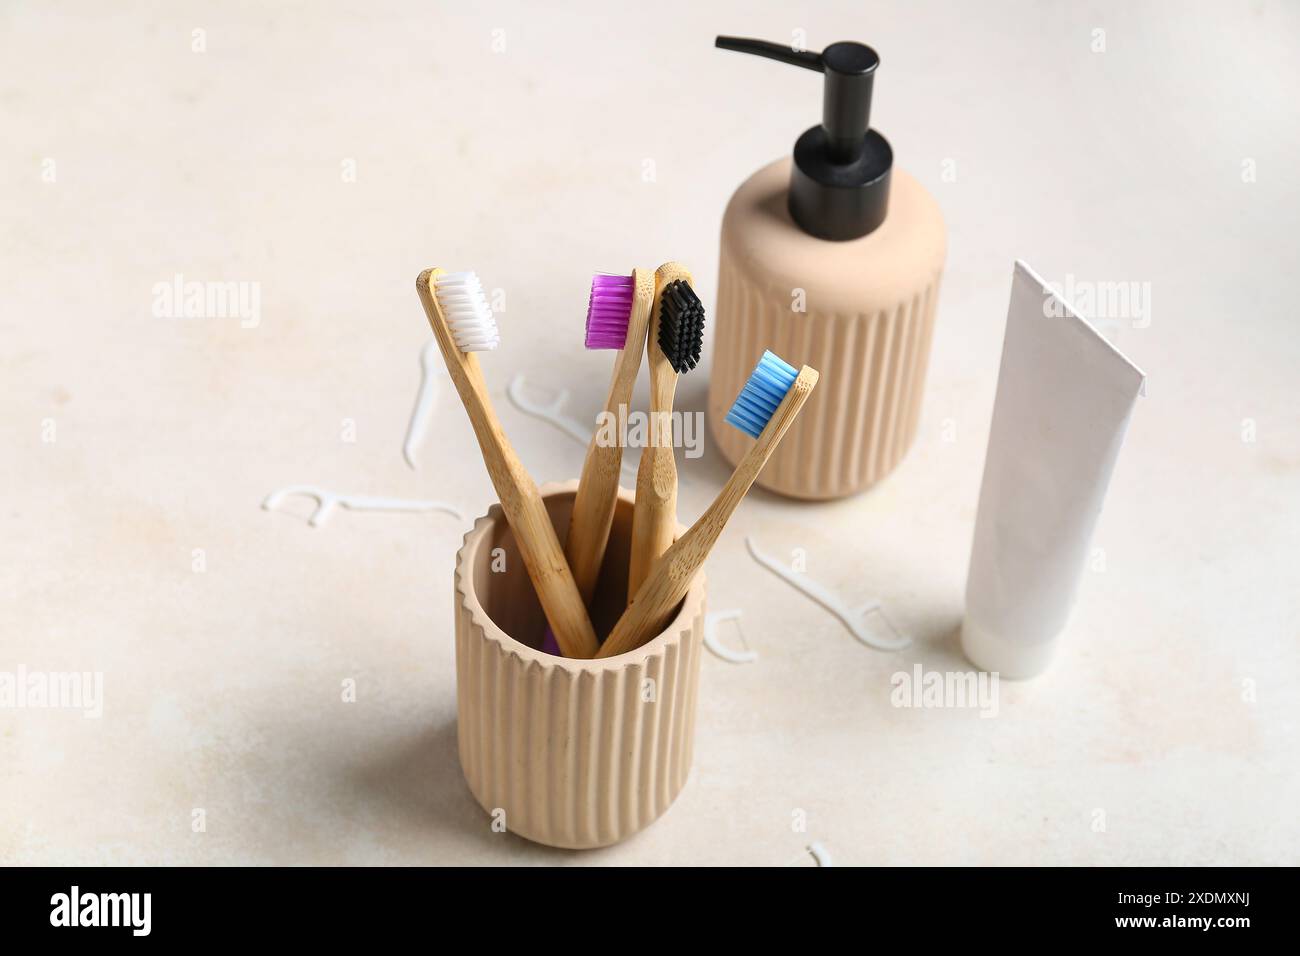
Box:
(627, 434), (677, 595)
(567, 435), (625, 606)
(565, 270), (655, 605)
(627, 262), (693, 596)
(417, 270), (600, 659)
(487, 444), (599, 658)
(598, 365), (820, 658)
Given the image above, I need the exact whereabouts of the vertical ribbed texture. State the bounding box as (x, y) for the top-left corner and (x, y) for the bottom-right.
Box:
(709, 259), (943, 500)
(453, 486), (706, 850)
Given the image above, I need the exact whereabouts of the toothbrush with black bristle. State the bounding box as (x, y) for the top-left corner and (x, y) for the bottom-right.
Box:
(598, 351), (819, 658)
(415, 268), (600, 660)
(539, 270), (655, 656)
(626, 262), (706, 601)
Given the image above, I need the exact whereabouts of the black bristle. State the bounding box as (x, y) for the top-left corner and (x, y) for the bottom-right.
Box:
(657, 280), (706, 374)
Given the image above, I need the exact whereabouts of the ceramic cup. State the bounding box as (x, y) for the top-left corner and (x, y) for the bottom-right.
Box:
(453, 479), (706, 848)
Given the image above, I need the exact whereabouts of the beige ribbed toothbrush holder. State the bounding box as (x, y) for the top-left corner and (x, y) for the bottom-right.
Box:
(453, 480), (706, 849)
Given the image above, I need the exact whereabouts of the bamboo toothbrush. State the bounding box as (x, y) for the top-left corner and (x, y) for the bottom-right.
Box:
(416, 268), (600, 659)
(540, 270), (654, 656)
(597, 351), (819, 658)
(564, 269), (655, 603)
(627, 262), (706, 598)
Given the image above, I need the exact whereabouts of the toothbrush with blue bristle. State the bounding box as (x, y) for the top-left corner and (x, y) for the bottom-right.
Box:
(596, 350), (820, 658)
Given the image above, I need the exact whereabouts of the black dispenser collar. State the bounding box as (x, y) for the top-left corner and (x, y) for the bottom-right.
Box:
(716, 36), (893, 241)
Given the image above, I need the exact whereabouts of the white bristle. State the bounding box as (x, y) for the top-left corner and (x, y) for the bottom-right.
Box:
(433, 271), (500, 352)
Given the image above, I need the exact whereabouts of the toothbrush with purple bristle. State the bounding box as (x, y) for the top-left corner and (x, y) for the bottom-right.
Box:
(542, 270), (655, 656)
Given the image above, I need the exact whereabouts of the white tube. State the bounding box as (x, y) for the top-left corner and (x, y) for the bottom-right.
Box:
(962, 261), (1146, 679)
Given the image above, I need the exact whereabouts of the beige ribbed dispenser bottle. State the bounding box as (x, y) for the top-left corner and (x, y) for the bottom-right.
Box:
(709, 36), (945, 499)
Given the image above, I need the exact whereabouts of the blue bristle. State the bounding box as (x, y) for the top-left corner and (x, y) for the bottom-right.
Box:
(724, 350), (799, 438)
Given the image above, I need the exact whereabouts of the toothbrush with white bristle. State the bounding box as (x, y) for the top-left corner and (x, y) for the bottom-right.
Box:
(597, 350), (819, 658)
(416, 268), (600, 659)
(434, 271), (501, 351)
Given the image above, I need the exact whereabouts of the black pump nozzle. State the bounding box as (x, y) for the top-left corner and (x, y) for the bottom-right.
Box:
(716, 36), (878, 164)
(716, 35), (892, 240)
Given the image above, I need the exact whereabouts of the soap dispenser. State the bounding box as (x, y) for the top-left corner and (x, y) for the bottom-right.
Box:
(708, 36), (946, 499)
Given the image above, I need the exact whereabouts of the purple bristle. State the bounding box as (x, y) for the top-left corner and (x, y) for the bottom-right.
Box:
(585, 273), (635, 349)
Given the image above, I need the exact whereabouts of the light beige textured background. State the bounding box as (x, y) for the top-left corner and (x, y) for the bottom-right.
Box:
(2, 0), (1297, 865)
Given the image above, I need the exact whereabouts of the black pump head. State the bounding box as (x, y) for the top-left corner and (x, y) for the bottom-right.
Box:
(716, 35), (893, 241)
(657, 280), (705, 373)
